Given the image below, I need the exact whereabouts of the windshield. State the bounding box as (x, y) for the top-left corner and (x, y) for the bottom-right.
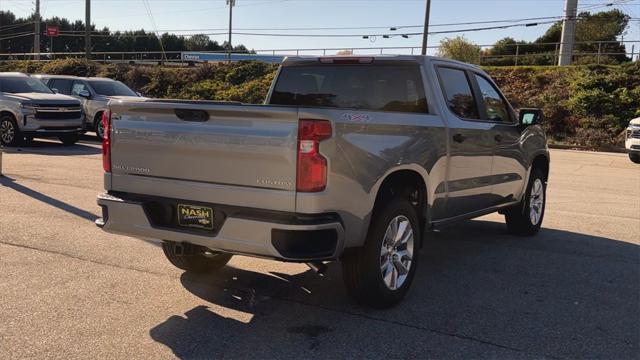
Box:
(88, 80), (137, 97)
(0, 77), (54, 94)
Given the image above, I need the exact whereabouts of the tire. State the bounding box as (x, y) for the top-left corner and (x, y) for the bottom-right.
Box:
(0, 115), (22, 147)
(162, 241), (233, 273)
(505, 167), (547, 236)
(94, 113), (104, 140)
(342, 198), (420, 308)
(629, 153), (640, 164)
(58, 134), (79, 146)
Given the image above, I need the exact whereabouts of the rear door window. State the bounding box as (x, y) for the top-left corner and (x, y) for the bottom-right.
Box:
(436, 67), (480, 120)
(270, 64), (428, 113)
(50, 79), (73, 95)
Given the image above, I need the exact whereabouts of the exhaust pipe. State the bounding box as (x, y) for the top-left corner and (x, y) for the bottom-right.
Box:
(306, 261), (328, 276)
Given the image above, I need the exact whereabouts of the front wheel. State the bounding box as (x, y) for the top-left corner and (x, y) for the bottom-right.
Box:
(0, 115), (22, 147)
(342, 198), (420, 308)
(58, 134), (79, 146)
(629, 153), (640, 164)
(162, 241), (233, 273)
(505, 168), (546, 236)
(94, 113), (105, 140)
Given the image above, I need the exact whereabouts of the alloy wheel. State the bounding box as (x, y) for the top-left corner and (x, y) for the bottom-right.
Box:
(0, 119), (15, 144)
(380, 215), (414, 291)
(529, 178), (544, 225)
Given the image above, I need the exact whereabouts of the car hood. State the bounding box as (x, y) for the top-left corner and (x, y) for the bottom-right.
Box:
(5, 92), (80, 104)
(629, 117), (640, 127)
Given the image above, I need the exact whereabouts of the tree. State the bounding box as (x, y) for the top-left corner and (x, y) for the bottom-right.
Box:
(185, 34), (210, 51)
(437, 36), (481, 64)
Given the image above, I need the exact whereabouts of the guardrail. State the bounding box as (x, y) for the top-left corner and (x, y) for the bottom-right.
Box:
(0, 40), (637, 65)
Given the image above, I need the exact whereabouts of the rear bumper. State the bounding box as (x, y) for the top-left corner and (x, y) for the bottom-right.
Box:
(96, 192), (345, 261)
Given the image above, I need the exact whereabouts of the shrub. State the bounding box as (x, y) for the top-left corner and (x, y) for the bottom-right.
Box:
(40, 59), (97, 77)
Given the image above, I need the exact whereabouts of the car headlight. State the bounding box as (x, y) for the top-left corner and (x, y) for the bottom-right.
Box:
(20, 103), (37, 111)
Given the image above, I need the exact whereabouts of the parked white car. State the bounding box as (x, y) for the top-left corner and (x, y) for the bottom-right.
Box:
(626, 117), (640, 164)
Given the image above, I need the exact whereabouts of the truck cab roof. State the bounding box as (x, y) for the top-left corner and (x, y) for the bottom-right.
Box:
(0, 72), (29, 78)
(282, 55), (482, 69)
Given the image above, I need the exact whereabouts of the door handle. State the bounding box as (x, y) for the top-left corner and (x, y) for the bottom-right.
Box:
(494, 134), (503, 142)
(453, 133), (466, 143)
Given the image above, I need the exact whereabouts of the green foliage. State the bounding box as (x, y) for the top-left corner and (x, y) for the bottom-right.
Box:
(0, 9), (251, 54)
(40, 59), (98, 77)
(485, 9), (631, 66)
(487, 62), (640, 148)
(437, 36), (481, 64)
(2, 58), (637, 149)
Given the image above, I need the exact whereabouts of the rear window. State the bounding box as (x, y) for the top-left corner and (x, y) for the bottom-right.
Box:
(88, 80), (137, 97)
(270, 64), (428, 113)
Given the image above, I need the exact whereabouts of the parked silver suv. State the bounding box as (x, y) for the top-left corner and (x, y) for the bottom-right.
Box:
(0, 72), (84, 146)
(35, 75), (144, 139)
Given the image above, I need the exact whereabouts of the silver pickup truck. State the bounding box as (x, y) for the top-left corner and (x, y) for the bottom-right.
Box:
(0, 72), (84, 146)
(96, 56), (549, 308)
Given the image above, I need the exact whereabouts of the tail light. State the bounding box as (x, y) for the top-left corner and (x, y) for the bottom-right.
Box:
(102, 110), (111, 173)
(297, 119), (332, 192)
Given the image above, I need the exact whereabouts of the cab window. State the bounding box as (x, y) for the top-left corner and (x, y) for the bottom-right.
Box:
(50, 79), (73, 95)
(474, 74), (512, 123)
(436, 67), (479, 120)
(71, 81), (88, 96)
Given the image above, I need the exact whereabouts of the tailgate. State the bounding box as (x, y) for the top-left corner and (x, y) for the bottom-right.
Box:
(108, 100), (299, 212)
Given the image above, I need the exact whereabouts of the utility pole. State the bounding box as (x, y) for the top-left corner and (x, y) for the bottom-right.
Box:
(421, 0), (431, 55)
(227, 0), (235, 62)
(85, 0), (91, 60)
(34, 0), (40, 60)
(558, 0), (578, 66)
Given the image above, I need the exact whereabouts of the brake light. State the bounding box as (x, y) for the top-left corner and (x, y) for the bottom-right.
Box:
(102, 110), (111, 173)
(297, 119), (332, 192)
(319, 57), (374, 64)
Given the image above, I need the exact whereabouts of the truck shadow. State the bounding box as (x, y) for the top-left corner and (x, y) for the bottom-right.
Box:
(150, 220), (639, 359)
(0, 176), (99, 222)
(2, 137), (101, 156)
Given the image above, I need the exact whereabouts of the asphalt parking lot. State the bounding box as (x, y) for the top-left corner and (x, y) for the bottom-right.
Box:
(0, 139), (638, 359)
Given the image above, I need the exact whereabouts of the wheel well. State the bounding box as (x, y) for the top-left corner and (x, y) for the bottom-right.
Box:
(0, 111), (16, 121)
(532, 155), (549, 181)
(372, 170), (427, 242)
(94, 111), (104, 122)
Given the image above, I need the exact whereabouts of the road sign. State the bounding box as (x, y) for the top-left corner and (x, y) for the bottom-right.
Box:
(46, 26), (59, 37)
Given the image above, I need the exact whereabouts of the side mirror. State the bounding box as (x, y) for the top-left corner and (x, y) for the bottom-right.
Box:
(136, 92), (143, 97)
(519, 108), (543, 126)
(78, 90), (91, 99)
(51, 88), (59, 94)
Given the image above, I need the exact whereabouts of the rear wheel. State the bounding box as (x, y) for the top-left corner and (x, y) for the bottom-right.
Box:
(342, 198), (420, 308)
(505, 168), (546, 236)
(0, 115), (22, 147)
(629, 153), (640, 164)
(58, 134), (79, 146)
(162, 241), (233, 273)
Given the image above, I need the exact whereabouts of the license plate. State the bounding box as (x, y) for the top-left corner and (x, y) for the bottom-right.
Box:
(177, 204), (214, 230)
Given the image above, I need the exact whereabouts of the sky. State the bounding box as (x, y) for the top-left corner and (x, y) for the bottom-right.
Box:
(1, 0), (639, 56)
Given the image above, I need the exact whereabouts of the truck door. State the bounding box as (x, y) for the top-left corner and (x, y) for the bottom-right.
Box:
(470, 73), (527, 205)
(435, 66), (497, 217)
